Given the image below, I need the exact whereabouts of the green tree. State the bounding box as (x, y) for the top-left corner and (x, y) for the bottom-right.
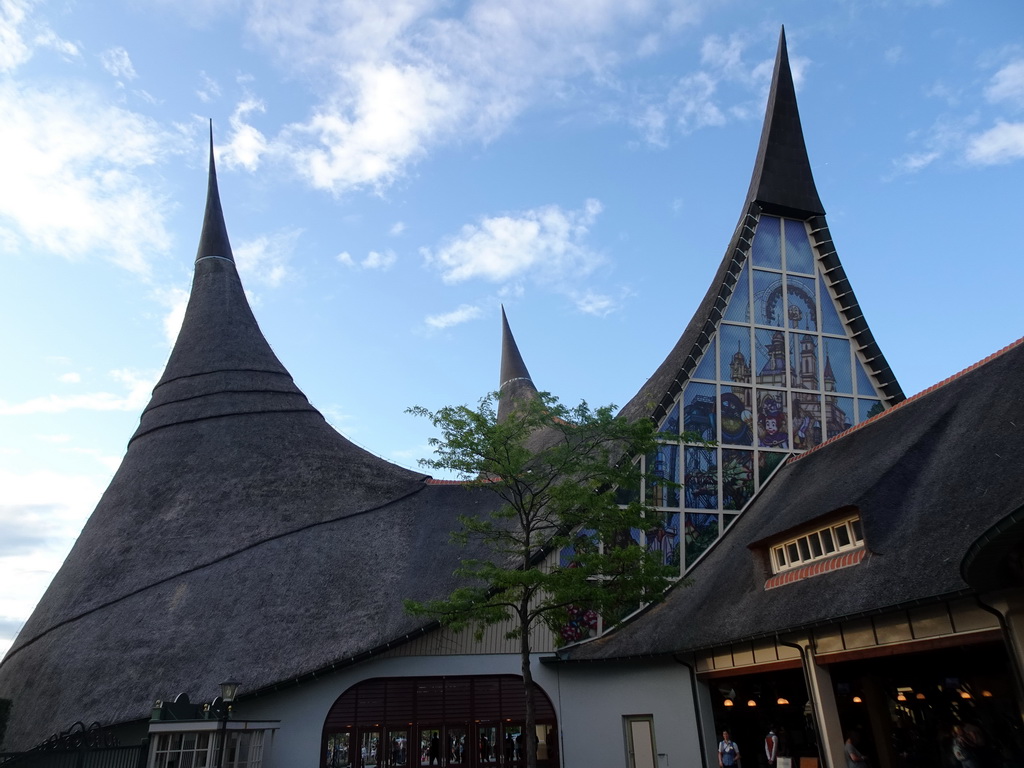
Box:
(406, 391), (691, 768)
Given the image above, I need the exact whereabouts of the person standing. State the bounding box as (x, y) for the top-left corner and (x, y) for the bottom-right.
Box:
(765, 726), (779, 766)
(719, 731), (741, 768)
(845, 732), (869, 768)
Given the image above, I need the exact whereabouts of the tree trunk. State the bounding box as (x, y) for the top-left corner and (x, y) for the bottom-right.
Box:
(521, 604), (538, 768)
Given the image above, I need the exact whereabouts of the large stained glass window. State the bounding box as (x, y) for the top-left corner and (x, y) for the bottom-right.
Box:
(644, 215), (886, 572)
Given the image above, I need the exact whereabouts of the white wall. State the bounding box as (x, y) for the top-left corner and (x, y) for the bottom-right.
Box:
(553, 659), (699, 768)
(229, 654), (700, 768)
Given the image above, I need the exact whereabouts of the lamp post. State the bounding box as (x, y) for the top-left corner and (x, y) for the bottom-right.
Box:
(217, 680), (241, 768)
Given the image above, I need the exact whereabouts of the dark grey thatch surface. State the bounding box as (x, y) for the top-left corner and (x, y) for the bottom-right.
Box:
(0, 147), (504, 749)
(618, 27), (903, 430)
(565, 338), (1024, 662)
(498, 306), (539, 424)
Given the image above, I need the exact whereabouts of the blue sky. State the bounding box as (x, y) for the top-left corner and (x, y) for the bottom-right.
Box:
(1, 0), (1023, 656)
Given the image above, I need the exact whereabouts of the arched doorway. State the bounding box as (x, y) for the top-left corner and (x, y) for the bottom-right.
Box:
(322, 675), (559, 768)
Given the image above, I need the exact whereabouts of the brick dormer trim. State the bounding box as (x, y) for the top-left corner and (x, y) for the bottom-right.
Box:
(764, 547), (866, 590)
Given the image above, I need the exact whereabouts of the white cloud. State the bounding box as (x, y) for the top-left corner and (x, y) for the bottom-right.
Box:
(631, 105), (668, 147)
(0, 80), (179, 273)
(668, 71), (726, 132)
(286, 62), (464, 194)
(221, 98), (268, 171)
(58, 372), (81, 384)
(337, 248), (398, 270)
(363, 250), (397, 270)
(425, 304), (483, 329)
(155, 285), (190, 347)
(0, 0), (33, 72)
(423, 199), (604, 285)
(985, 60), (1024, 110)
(891, 115), (973, 175)
(884, 46), (903, 65)
(234, 229), (301, 287)
(227, 0), (693, 192)
(0, 0), (76, 72)
(0, 467), (109, 655)
(0, 368), (156, 415)
(965, 121), (1024, 165)
(197, 71), (221, 103)
(100, 46), (138, 80)
(574, 291), (617, 316)
(389, 221), (406, 236)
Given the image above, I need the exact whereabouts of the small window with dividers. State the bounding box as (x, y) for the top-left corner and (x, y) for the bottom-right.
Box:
(770, 515), (864, 574)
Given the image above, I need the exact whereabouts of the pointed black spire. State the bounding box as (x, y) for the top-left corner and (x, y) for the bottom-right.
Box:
(744, 27), (825, 218)
(497, 306), (539, 423)
(196, 122), (234, 262)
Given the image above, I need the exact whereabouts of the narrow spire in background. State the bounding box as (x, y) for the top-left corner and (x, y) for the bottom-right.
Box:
(497, 306), (539, 423)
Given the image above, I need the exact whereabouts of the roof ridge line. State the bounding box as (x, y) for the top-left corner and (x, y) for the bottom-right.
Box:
(789, 335), (1024, 464)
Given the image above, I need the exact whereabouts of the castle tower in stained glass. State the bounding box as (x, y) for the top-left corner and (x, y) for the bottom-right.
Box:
(620, 28), (904, 573)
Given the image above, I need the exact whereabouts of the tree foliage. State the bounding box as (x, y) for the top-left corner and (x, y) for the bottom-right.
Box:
(405, 391), (692, 768)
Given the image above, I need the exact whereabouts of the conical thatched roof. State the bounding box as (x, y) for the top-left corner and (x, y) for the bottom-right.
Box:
(497, 306), (540, 423)
(0, 138), (501, 750)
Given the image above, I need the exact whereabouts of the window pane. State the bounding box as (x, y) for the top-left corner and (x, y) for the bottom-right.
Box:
(851, 518), (863, 542)
(757, 391), (788, 449)
(835, 524), (851, 548)
(786, 542), (799, 563)
(774, 547), (786, 569)
(723, 266), (750, 323)
(756, 329), (788, 388)
(684, 447), (718, 509)
(797, 537), (811, 561)
(721, 388), (753, 446)
(819, 275), (845, 335)
(693, 338), (717, 380)
(809, 532), (823, 558)
(786, 275), (817, 331)
(720, 324), (752, 383)
(784, 219), (815, 274)
(721, 449), (753, 510)
(753, 270), (785, 327)
(821, 528), (835, 553)
(683, 383), (717, 443)
(752, 216), (782, 269)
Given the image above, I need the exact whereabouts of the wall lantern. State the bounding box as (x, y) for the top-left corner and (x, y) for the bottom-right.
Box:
(852, 696), (863, 704)
(747, 699), (757, 708)
(897, 693), (907, 702)
(219, 680), (241, 704)
(776, 698), (789, 705)
(723, 699), (734, 707)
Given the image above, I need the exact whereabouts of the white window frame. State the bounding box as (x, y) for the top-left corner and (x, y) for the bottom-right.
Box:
(771, 515), (863, 574)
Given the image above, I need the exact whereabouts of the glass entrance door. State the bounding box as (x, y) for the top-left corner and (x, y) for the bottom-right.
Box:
(359, 729), (382, 768)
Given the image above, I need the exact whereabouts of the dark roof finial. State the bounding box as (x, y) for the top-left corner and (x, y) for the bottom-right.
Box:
(497, 306), (539, 423)
(744, 26), (825, 218)
(196, 120), (234, 263)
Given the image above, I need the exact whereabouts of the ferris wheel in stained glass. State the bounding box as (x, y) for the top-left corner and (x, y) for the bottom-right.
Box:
(647, 214), (888, 574)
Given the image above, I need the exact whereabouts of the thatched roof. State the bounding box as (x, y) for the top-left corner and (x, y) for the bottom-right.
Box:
(618, 26), (903, 429)
(564, 337), (1024, 661)
(498, 306), (539, 424)
(0, 140), (504, 750)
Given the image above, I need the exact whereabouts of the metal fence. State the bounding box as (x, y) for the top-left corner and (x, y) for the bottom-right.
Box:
(0, 722), (146, 768)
